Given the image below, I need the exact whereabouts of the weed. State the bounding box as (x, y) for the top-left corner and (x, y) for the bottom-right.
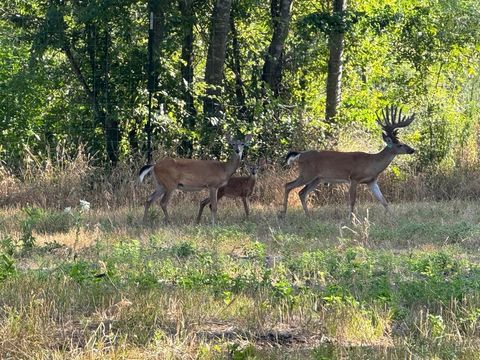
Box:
(0, 235), (16, 256)
(20, 207), (40, 250)
(172, 241), (197, 258)
(0, 253), (16, 281)
(1, 202), (480, 358)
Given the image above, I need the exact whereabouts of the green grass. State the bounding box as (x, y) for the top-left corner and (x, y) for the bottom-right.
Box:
(1, 200), (480, 358)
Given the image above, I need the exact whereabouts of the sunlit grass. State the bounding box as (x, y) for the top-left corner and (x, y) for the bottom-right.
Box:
(1, 200), (480, 358)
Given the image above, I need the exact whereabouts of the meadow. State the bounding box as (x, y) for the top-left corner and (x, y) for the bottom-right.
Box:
(1, 188), (480, 359)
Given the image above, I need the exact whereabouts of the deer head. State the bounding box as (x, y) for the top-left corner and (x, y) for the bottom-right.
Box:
(376, 105), (415, 155)
(226, 134), (253, 159)
(247, 157), (267, 177)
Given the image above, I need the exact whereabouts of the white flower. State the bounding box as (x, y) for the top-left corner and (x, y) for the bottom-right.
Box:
(64, 207), (72, 214)
(79, 200), (91, 212)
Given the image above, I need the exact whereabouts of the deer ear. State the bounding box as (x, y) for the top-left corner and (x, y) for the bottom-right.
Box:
(383, 134), (394, 148)
(226, 134), (233, 145)
(244, 134), (253, 145)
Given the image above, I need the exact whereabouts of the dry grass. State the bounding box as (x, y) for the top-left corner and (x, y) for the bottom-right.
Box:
(2, 148), (480, 358)
(3, 145), (480, 212)
(1, 201), (480, 358)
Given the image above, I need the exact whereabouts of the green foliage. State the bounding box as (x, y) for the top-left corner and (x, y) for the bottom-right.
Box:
(228, 343), (258, 360)
(1, 202), (480, 357)
(0, 253), (16, 282)
(0, 236), (16, 257)
(0, 0), (478, 167)
(20, 207), (40, 249)
(63, 260), (107, 284)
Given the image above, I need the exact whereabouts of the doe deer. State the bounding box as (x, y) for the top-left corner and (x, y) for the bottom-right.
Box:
(281, 105), (415, 218)
(195, 158), (267, 223)
(139, 134), (252, 225)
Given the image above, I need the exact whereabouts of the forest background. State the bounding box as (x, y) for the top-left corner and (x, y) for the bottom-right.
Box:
(1, 0), (480, 207)
(2, 2), (480, 358)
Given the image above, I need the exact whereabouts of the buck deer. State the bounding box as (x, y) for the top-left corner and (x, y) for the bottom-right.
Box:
(281, 105), (415, 218)
(139, 134), (252, 225)
(195, 158), (267, 223)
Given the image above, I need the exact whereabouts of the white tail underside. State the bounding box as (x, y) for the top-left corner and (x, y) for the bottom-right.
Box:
(139, 166), (154, 183)
(287, 153), (301, 165)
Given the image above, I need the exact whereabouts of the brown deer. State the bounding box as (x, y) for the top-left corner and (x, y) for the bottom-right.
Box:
(195, 158), (267, 223)
(139, 134), (252, 225)
(281, 105), (415, 218)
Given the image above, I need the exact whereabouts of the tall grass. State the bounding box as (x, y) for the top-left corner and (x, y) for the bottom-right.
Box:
(2, 144), (480, 210)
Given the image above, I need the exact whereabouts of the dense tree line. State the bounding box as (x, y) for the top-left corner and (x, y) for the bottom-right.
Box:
(1, 0), (479, 170)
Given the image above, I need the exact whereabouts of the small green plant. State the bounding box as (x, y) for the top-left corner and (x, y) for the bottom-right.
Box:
(64, 260), (102, 283)
(228, 343), (257, 360)
(0, 236), (17, 256)
(244, 241), (265, 260)
(111, 239), (141, 264)
(64, 199), (91, 252)
(428, 314), (446, 339)
(271, 279), (299, 308)
(0, 253), (16, 282)
(20, 207), (43, 250)
(172, 241), (197, 258)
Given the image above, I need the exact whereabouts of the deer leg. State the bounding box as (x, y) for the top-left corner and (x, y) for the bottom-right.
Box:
(281, 176), (309, 217)
(196, 197), (211, 224)
(196, 192), (224, 224)
(298, 177), (322, 217)
(242, 197), (250, 217)
(368, 180), (392, 214)
(349, 180), (358, 217)
(159, 190), (174, 224)
(208, 187), (219, 225)
(143, 185), (165, 224)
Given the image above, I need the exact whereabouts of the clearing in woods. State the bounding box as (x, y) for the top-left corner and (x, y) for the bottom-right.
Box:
(1, 201), (480, 358)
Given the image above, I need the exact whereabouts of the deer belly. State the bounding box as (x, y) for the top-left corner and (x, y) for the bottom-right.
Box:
(322, 178), (349, 184)
(177, 183), (206, 192)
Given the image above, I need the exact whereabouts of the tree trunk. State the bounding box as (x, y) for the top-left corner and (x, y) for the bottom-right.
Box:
(148, 0), (166, 92)
(102, 28), (119, 165)
(325, 0), (347, 124)
(178, 0), (196, 156)
(202, 0), (232, 154)
(230, 10), (248, 122)
(65, 12), (119, 164)
(261, 0), (293, 96)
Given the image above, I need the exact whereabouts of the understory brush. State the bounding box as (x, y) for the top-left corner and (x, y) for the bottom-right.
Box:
(4, 145), (480, 211)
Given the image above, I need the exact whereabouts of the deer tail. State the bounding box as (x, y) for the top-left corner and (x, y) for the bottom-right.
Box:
(139, 165), (154, 183)
(285, 151), (302, 166)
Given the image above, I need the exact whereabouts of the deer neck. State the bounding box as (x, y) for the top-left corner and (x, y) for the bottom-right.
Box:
(225, 151), (241, 177)
(372, 147), (397, 175)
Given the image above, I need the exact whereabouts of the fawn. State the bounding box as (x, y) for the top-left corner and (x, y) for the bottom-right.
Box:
(195, 158), (266, 223)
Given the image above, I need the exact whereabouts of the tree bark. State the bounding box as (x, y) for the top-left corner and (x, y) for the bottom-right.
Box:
(148, 0), (166, 92)
(261, 0), (293, 96)
(202, 0), (232, 154)
(229, 10), (248, 122)
(325, 0), (347, 124)
(178, 0), (196, 156)
(102, 28), (120, 165)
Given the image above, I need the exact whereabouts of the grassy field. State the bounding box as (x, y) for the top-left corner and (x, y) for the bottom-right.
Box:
(1, 199), (480, 359)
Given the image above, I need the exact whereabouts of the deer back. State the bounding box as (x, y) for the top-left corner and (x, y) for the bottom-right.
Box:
(153, 158), (236, 190)
(221, 176), (256, 197)
(297, 150), (385, 183)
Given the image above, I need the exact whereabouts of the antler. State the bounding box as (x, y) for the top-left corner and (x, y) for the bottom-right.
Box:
(376, 105), (415, 139)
